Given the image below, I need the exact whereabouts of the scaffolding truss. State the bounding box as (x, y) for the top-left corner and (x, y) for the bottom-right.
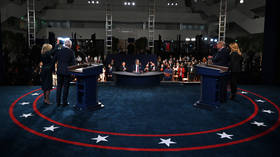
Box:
(148, 0), (155, 53)
(218, 0), (227, 42)
(27, 0), (36, 48)
(105, 0), (113, 55)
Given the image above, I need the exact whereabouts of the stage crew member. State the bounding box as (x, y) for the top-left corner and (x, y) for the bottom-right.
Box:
(53, 40), (76, 107)
(229, 42), (242, 100)
(133, 59), (142, 73)
(40, 44), (55, 105)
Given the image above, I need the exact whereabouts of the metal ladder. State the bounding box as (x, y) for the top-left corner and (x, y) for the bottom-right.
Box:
(218, 0), (227, 42)
(148, 0), (155, 53)
(27, 0), (36, 48)
(105, 0), (113, 55)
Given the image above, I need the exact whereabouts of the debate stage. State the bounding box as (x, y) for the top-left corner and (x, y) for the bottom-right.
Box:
(113, 71), (163, 86)
(1, 84), (280, 157)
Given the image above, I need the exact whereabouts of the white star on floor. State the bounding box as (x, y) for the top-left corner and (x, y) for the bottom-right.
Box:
(217, 132), (234, 139)
(20, 113), (33, 118)
(91, 135), (109, 143)
(158, 138), (176, 147)
(251, 121), (267, 127)
(19, 102), (30, 106)
(43, 125), (59, 132)
(241, 91), (248, 94)
(262, 109), (275, 114)
(255, 99), (265, 103)
(32, 93), (40, 96)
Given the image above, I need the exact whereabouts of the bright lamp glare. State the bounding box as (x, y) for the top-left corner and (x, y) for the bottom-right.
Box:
(191, 38), (196, 41)
(204, 37), (208, 41)
(185, 38), (191, 41)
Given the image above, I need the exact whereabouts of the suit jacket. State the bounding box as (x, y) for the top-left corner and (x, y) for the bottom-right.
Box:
(53, 47), (76, 75)
(119, 65), (127, 71)
(213, 47), (230, 67)
(132, 64), (142, 73)
(229, 51), (242, 72)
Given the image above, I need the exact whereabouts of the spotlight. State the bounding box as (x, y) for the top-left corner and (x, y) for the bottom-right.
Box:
(168, 3), (170, 6)
(128, 2), (131, 5)
(171, 3), (174, 6)
(185, 38), (191, 41)
(210, 38), (214, 42)
(96, 1), (99, 4)
(124, 2), (127, 5)
(132, 2), (135, 6)
(91, 0), (94, 4)
(88, 0), (91, 4)
(214, 39), (218, 42)
(204, 37), (208, 41)
(191, 38), (196, 41)
(240, 0), (244, 4)
(175, 3), (178, 6)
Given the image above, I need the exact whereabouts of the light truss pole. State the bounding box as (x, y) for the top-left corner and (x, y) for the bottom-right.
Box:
(105, 0), (113, 55)
(27, 0), (36, 48)
(148, 0), (155, 54)
(218, 0), (227, 42)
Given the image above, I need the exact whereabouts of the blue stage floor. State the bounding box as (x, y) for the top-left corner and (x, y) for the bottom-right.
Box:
(0, 84), (279, 157)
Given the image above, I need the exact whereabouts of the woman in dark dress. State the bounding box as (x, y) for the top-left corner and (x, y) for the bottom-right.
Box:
(229, 42), (242, 100)
(40, 44), (54, 104)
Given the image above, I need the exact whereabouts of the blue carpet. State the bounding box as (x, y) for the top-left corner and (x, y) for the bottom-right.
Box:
(0, 84), (280, 157)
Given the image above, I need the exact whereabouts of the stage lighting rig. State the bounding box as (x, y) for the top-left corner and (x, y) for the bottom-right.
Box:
(88, 0), (100, 5)
(123, 1), (136, 6)
(167, 1), (179, 6)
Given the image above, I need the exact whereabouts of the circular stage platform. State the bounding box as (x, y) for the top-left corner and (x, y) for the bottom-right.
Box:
(7, 84), (280, 153)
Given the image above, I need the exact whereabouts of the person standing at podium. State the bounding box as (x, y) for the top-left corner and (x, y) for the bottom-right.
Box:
(212, 41), (230, 66)
(229, 42), (242, 100)
(53, 39), (76, 107)
(212, 41), (230, 103)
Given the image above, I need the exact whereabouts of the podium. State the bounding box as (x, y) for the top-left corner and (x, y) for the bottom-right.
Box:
(194, 64), (229, 108)
(68, 63), (104, 110)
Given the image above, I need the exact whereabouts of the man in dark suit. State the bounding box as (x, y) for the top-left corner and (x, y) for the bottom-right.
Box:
(119, 61), (127, 71)
(53, 40), (76, 107)
(212, 41), (230, 67)
(132, 59), (142, 73)
(212, 41), (230, 103)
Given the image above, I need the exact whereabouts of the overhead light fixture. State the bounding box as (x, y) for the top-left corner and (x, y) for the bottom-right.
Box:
(240, 0), (244, 4)
(185, 38), (191, 41)
(191, 38), (196, 41)
(204, 37), (208, 41)
(123, 1), (136, 7)
(210, 38), (214, 42)
(214, 39), (218, 42)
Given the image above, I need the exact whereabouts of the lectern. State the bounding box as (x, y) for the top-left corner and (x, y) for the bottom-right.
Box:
(68, 63), (104, 110)
(194, 64), (229, 108)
